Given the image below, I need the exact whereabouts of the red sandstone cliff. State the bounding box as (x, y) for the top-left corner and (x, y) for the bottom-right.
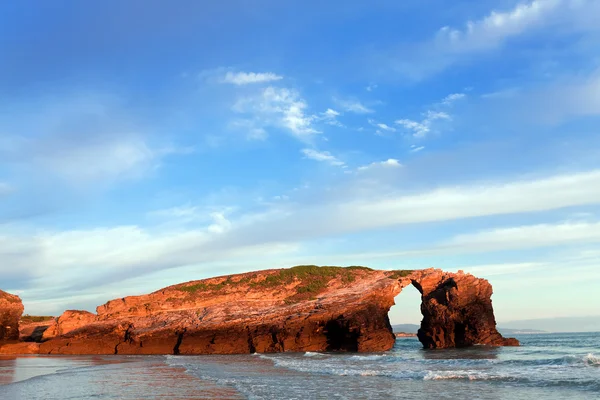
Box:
(0, 290), (24, 342)
(0, 266), (518, 355)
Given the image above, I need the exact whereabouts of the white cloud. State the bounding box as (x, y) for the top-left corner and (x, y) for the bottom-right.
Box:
(301, 148), (345, 166)
(1, 132), (176, 185)
(441, 93), (466, 105)
(207, 212), (232, 234)
(0, 93), (191, 187)
(368, 119), (396, 132)
(40, 136), (167, 184)
(436, 0), (564, 53)
(366, 84), (378, 92)
(358, 158), (402, 171)
(148, 205), (201, 219)
(323, 108), (340, 117)
(319, 108), (344, 127)
(481, 87), (521, 99)
(392, 0), (600, 79)
(5, 168), (600, 314)
(395, 111), (451, 138)
(445, 221), (600, 252)
(335, 98), (374, 114)
(410, 145), (425, 153)
(234, 87), (319, 138)
(332, 170), (600, 230)
(220, 71), (283, 85)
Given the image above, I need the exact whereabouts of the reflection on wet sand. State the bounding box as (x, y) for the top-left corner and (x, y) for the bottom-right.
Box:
(0, 355), (243, 400)
(0, 357), (15, 385)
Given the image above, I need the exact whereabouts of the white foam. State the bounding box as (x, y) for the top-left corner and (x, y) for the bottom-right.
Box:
(349, 354), (386, 361)
(424, 370), (510, 381)
(583, 353), (599, 366)
(304, 352), (328, 358)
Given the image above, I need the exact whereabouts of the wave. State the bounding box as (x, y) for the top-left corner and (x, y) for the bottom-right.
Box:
(304, 352), (328, 358)
(349, 354), (387, 361)
(583, 353), (599, 366)
(423, 370), (513, 381)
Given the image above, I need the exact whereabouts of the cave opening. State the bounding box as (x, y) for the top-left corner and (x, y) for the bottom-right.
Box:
(323, 317), (359, 352)
(388, 283), (423, 344)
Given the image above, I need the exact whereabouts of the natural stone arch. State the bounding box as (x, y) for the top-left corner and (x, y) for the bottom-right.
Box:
(1, 266), (518, 355)
(387, 280), (423, 337)
(389, 270), (519, 348)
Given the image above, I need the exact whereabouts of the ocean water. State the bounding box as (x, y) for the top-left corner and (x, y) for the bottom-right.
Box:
(0, 332), (598, 399)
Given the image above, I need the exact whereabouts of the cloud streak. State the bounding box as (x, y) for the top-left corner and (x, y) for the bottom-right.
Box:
(220, 71), (283, 85)
(301, 148), (345, 166)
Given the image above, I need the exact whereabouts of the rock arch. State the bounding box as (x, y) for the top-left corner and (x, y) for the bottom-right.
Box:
(1, 267), (518, 354)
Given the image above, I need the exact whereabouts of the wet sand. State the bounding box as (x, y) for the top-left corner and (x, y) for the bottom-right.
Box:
(0, 355), (243, 399)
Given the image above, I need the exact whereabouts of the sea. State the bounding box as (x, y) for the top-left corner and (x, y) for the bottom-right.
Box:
(0, 332), (598, 399)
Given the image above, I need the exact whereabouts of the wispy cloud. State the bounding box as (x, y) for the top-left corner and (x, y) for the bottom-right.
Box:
(318, 108), (344, 127)
(436, 0), (564, 54)
(335, 98), (375, 114)
(2, 133), (183, 185)
(357, 158), (402, 171)
(0, 93), (190, 186)
(391, 0), (600, 79)
(410, 145), (425, 153)
(368, 119), (396, 132)
(481, 87), (521, 99)
(220, 71), (283, 85)
(444, 221), (600, 252)
(233, 86), (320, 138)
(441, 93), (466, 105)
(396, 111), (451, 138)
(301, 148), (345, 166)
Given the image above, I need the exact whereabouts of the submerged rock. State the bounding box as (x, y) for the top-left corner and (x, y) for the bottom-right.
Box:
(2, 266), (519, 355)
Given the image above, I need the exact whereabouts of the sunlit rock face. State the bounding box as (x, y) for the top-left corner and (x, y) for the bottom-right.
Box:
(0, 290), (24, 342)
(1, 266), (519, 355)
(411, 269), (520, 348)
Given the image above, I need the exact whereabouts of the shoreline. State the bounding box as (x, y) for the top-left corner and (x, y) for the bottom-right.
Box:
(0, 354), (243, 399)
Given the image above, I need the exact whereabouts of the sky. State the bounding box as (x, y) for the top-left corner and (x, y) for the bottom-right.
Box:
(1, 0), (600, 330)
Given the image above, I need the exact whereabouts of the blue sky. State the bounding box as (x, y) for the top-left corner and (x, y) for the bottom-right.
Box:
(1, 0), (600, 329)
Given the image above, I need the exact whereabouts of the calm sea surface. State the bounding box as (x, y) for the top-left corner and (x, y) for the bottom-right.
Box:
(1, 332), (598, 399)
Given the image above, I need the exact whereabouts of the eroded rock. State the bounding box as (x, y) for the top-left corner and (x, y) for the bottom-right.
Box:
(4, 266), (519, 354)
(412, 270), (520, 348)
(0, 290), (24, 342)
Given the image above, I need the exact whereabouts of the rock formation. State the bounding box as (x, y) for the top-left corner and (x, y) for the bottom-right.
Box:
(413, 270), (519, 348)
(0, 290), (24, 342)
(0, 266), (518, 354)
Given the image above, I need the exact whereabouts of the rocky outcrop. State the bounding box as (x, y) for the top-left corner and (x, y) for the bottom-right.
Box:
(42, 310), (96, 340)
(413, 270), (520, 348)
(0, 290), (24, 342)
(1, 266), (519, 354)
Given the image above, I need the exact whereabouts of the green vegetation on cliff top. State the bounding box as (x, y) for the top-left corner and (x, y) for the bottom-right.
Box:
(177, 265), (413, 299)
(20, 315), (55, 323)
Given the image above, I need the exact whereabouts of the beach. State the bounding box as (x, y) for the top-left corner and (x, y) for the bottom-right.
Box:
(1, 333), (598, 400)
